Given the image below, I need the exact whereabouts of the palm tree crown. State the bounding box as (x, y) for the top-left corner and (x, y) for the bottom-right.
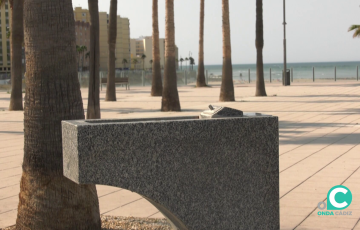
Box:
(189, 57), (195, 70)
(141, 54), (146, 69)
(132, 58), (139, 69)
(122, 58), (128, 68)
(348, 25), (360, 38)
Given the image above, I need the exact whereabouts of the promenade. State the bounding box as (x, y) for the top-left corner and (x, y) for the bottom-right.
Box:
(1, 81), (360, 229)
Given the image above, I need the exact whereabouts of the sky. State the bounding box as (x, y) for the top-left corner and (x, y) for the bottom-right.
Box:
(71, 0), (360, 65)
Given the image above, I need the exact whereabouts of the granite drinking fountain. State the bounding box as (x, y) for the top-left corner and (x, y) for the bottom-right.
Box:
(62, 106), (279, 229)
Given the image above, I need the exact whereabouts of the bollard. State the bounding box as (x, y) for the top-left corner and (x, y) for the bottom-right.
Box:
(184, 71), (187, 85)
(313, 67), (315, 82)
(335, 67), (337, 82)
(248, 69), (250, 83)
(270, 68), (272, 83)
(206, 70), (208, 85)
(142, 71), (145, 86)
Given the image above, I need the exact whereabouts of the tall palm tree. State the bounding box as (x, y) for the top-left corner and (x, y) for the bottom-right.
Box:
(122, 58), (128, 69)
(80, 45), (87, 73)
(348, 25), (360, 38)
(85, 51), (90, 70)
(219, 0), (235, 101)
(87, 0), (101, 119)
(150, 59), (153, 65)
(255, 0), (267, 96)
(76, 45), (82, 71)
(141, 54), (146, 70)
(185, 57), (189, 70)
(189, 57), (195, 70)
(161, 0), (181, 111)
(179, 57), (184, 70)
(106, 0), (117, 101)
(196, 0), (207, 87)
(151, 0), (163, 96)
(8, 0), (24, 110)
(132, 58), (138, 69)
(15, 0), (101, 228)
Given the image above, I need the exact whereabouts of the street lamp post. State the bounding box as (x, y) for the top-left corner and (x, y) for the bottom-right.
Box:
(283, 0), (287, 86)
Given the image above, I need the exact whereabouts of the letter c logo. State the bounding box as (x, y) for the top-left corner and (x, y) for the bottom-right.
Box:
(329, 188), (348, 208)
(327, 185), (352, 210)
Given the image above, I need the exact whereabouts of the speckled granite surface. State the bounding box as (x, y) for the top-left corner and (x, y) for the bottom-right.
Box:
(62, 115), (279, 230)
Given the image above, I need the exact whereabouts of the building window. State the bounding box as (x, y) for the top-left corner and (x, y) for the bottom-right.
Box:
(82, 13), (86, 17)
(82, 19), (85, 22)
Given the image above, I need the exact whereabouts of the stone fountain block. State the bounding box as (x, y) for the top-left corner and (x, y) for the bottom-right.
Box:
(62, 114), (279, 230)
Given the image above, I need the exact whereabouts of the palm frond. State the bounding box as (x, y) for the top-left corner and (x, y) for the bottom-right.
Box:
(353, 28), (360, 38)
(348, 25), (360, 32)
(348, 25), (360, 38)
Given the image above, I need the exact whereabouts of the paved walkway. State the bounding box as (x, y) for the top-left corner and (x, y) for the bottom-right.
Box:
(0, 81), (360, 229)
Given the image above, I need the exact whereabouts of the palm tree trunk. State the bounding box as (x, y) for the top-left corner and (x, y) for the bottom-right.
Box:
(16, 0), (101, 228)
(87, 0), (101, 119)
(219, 0), (235, 101)
(82, 52), (85, 74)
(106, 0), (117, 101)
(9, 0), (24, 111)
(151, 0), (163, 96)
(196, 0), (206, 87)
(255, 0), (267, 96)
(161, 0), (181, 111)
(78, 50), (81, 71)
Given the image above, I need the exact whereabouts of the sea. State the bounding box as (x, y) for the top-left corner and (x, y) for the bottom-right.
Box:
(187, 61), (360, 81)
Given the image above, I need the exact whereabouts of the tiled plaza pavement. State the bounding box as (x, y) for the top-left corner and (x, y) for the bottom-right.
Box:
(0, 81), (360, 229)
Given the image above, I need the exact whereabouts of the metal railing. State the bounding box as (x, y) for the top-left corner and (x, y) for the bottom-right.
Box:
(74, 65), (360, 88)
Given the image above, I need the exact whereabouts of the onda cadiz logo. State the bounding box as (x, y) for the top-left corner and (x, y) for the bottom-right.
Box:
(318, 185), (353, 216)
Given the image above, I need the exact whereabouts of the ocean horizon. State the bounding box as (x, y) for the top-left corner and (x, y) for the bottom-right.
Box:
(180, 61), (360, 81)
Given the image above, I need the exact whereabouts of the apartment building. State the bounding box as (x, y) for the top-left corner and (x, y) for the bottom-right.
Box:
(74, 7), (131, 71)
(0, 2), (11, 74)
(75, 21), (90, 71)
(130, 36), (178, 70)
